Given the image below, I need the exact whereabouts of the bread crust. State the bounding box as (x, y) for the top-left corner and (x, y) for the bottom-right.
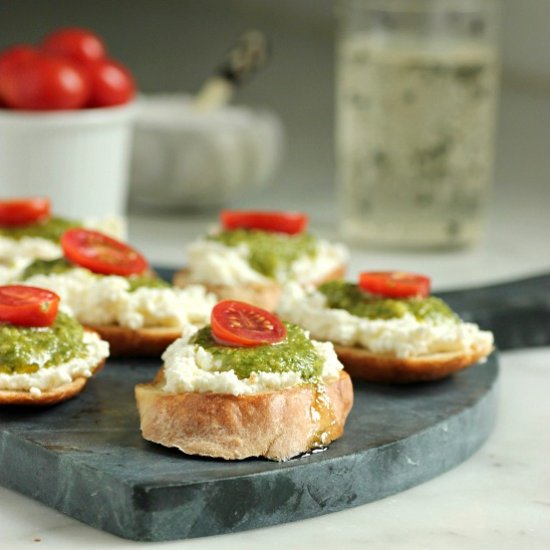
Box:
(334, 342), (494, 383)
(135, 370), (353, 461)
(0, 360), (105, 406)
(84, 325), (182, 357)
(173, 265), (346, 311)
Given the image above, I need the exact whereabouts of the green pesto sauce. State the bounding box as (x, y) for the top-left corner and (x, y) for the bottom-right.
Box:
(0, 216), (78, 242)
(191, 322), (323, 381)
(0, 312), (86, 374)
(22, 258), (74, 280)
(126, 274), (170, 292)
(209, 229), (318, 279)
(318, 280), (458, 323)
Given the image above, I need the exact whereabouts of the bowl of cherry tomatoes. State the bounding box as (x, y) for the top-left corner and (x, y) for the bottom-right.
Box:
(0, 27), (136, 218)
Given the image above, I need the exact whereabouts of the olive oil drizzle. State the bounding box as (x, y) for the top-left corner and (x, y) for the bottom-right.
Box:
(309, 382), (338, 449)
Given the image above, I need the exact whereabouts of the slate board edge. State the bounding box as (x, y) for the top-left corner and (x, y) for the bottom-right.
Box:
(133, 369), (498, 542)
(0, 360), (498, 542)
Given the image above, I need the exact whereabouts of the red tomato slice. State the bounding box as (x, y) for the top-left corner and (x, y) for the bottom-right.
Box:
(220, 210), (308, 235)
(359, 271), (431, 299)
(0, 197), (51, 226)
(41, 27), (106, 66)
(61, 228), (148, 276)
(0, 285), (60, 327)
(211, 300), (287, 347)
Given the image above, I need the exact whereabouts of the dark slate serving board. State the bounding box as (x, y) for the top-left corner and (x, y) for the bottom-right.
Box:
(0, 356), (498, 541)
(2, 271), (548, 541)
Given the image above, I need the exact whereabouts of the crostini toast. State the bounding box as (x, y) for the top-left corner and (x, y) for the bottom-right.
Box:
(136, 369), (353, 461)
(0, 360), (105, 406)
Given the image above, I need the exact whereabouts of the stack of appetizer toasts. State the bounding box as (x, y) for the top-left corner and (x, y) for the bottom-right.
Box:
(1, 201), (494, 464)
(20, 227), (216, 356)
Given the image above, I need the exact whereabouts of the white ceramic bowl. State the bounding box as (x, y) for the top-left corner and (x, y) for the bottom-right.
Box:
(129, 94), (284, 208)
(0, 104), (135, 219)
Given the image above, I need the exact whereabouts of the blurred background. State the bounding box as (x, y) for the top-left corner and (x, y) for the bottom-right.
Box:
(0, 0), (548, 235)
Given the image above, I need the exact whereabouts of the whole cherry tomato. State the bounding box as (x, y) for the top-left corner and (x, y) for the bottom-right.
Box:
(0, 28), (136, 111)
(86, 58), (135, 107)
(41, 27), (106, 66)
(0, 45), (39, 103)
(0, 45), (38, 79)
(0, 53), (90, 110)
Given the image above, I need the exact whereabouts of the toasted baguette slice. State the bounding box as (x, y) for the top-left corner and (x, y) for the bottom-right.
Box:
(334, 342), (494, 384)
(0, 360), (105, 406)
(85, 325), (182, 357)
(136, 370), (353, 461)
(173, 265), (346, 311)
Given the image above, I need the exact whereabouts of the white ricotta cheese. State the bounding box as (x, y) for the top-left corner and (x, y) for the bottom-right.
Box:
(0, 255), (35, 285)
(185, 235), (348, 286)
(187, 239), (270, 285)
(161, 327), (343, 396)
(83, 215), (127, 240)
(277, 283), (494, 358)
(289, 239), (348, 286)
(23, 268), (216, 330)
(0, 236), (61, 262)
(0, 331), (109, 396)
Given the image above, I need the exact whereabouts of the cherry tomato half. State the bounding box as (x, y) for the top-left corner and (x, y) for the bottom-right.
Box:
(41, 27), (106, 66)
(211, 300), (287, 347)
(61, 228), (148, 276)
(0, 197), (51, 226)
(220, 210), (308, 235)
(0, 53), (89, 110)
(86, 58), (135, 107)
(359, 271), (431, 299)
(0, 285), (60, 327)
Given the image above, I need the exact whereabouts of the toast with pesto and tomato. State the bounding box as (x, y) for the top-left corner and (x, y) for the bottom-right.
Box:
(277, 271), (494, 383)
(173, 210), (348, 311)
(0, 196), (125, 284)
(135, 300), (353, 461)
(0, 285), (108, 405)
(19, 228), (216, 357)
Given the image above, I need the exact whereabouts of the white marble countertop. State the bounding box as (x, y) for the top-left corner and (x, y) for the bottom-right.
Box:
(1, 348), (549, 549)
(1, 86), (550, 548)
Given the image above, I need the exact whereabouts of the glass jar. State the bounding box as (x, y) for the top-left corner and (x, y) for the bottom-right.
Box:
(336, 0), (500, 249)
